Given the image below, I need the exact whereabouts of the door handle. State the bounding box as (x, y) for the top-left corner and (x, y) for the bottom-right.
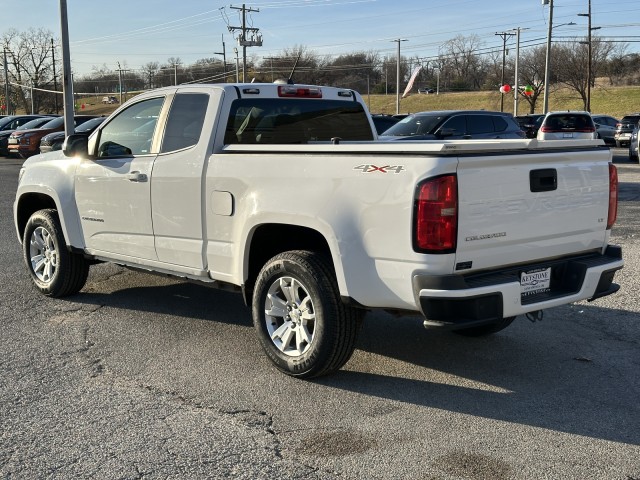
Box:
(127, 171), (147, 182)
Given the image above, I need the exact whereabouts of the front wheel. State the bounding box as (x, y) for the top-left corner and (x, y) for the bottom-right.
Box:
(452, 316), (516, 337)
(23, 209), (90, 297)
(252, 251), (362, 378)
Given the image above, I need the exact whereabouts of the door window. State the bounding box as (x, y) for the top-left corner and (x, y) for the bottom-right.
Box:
(96, 97), (164, 157)
(467, 115), (494, 135)
(161, 93), (209, 153)
(440, 115), (466, 136)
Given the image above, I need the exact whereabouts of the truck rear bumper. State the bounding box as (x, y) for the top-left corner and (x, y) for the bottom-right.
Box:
(414, 246), (623, 328)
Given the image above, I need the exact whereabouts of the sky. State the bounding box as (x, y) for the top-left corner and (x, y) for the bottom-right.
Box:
(3, 0), (639, 77)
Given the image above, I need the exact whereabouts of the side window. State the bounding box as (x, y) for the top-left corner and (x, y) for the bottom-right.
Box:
(96, 97), (164, 157)
(161, 93), (209, 153)
(492, 116), (508, 132)
(440, 115), (466, 135)
(466, 115), (494, 134)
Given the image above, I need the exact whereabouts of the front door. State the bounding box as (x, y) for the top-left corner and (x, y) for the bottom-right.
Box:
(75, 96), (166, 260)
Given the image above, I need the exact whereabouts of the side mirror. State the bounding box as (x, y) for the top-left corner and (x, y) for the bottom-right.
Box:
(437, 128), (456, 138)
(62, 134), (89, 158)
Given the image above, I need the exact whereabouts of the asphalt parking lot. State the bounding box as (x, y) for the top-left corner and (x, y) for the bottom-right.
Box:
(0, 148), (638, 479)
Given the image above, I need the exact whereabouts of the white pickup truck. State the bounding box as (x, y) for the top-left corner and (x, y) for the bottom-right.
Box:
(14, 83), (623, 378)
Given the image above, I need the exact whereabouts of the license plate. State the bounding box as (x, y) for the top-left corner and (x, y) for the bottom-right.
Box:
(563, 133), (573, 138)
(521, 267), (551, 296)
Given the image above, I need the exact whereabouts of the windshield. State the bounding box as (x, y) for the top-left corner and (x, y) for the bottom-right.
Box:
(17, 118), (51, 130)
(41, 117), (64, 129)
(381, 114), (445, 137)
(76, 117), (105, 132)
(0, 116), (15, 129)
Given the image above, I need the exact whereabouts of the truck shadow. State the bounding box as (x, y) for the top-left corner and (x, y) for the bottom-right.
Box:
(323, 303), (640, 445)
(64, 265), (639, 446)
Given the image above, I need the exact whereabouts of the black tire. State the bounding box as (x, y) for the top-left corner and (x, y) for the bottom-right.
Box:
(452, 316), (516, 337)
(630, 147), (639, 163)
(23, 209), (90, 297)
(252, 250), (362, 378)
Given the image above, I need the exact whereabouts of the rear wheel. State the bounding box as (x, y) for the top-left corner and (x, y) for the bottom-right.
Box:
(452, 316), (516, 337)
(252, 250), (362, 378)
(23, 209), (89, 297)
(630, 146), (639, 163)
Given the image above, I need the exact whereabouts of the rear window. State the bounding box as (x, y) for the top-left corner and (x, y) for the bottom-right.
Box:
(492, 116), (509, 132)
(621, 115), (640, 125)
(224, 99), (374, 145)
(543, 114), (594, 131)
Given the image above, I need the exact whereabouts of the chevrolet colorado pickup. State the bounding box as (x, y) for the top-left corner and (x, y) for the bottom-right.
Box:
(14, 83), (623, 378)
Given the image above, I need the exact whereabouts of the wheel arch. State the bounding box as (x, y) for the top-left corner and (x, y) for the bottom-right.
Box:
(242, 223), (337, 305)
(15, 190), (83, 249)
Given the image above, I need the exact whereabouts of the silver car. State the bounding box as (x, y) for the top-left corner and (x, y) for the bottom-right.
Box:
(537, 111), (597, 141)
(591, 114), (618, 145)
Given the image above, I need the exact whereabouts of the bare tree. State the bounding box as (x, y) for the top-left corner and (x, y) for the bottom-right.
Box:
(440, 34), (486, 90)
(555, 37), (616, 110)
(513, 45), (548, 113)
(2, 28), (58, 113)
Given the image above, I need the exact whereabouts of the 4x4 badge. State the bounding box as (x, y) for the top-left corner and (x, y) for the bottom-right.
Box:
(354, 164), (405, 174)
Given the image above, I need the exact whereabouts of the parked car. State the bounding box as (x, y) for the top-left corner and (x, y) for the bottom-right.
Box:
(514, 114), (545, 138)
(370, 114), (400, 135)
(0, 116), (56, 156)
(102, 96), (118, 104)
(614, 113), (640, 148)
(629, 120), (639, 163)
(536, 111), (596, 141)
(417, 88), (435, 94)
(379, 110), (526, 140)
(591, 114), (619, 145)
(8, 115), (98, 159)
(39, 116), (106, 153)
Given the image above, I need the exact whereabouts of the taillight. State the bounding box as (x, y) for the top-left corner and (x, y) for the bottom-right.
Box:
(414, 174), (458, 253)
(607, 163), (618, 230)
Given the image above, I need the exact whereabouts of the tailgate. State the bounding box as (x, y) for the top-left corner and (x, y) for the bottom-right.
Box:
(455, 146), (611, 272)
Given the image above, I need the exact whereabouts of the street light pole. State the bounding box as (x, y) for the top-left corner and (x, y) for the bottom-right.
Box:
(59, 0), (75, 136)
(214, 34), (227, 83)
(578, 0), (599, 112)
(51, 38), (58, 114)
(514, 28), (520, 115)
(542, 0), (554, 114)
(233, 48), (239, 83)
(392, 38), (407, 115)
(3, 48), (10, 115)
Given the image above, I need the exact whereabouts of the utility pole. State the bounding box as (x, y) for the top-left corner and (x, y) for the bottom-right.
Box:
(263, 56), (279, 82)
(51, 38), (59, 114)
(495, 31), (515, 113)
(116, 63), (129, 104)
(3, 48), (10, 115)
(214, 34), (227, 82)
(228, 4), (262, 82)
(392, 39), (407, 115)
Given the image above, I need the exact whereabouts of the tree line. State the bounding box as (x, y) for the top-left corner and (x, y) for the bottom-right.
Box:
(2, 27), (639, 115)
